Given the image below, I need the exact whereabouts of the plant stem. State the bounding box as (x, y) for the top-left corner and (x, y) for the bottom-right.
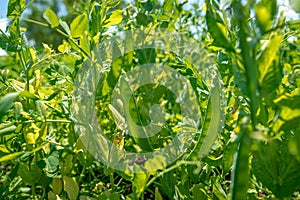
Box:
(145, 160), (199, 189)
(22, 18), (90, 58)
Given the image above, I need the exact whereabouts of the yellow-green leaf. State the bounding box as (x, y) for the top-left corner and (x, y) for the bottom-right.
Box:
(258, 34), (283, 96)
(103, 10), (123, 28)
(43, 8), (59, 28)
(70, 14), (88, 38)
(255, 0), (277, 33)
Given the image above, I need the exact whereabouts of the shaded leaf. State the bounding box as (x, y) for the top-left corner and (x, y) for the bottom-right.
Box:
(252, 139), (300, 198)
(0, 92), (19, 118)
(206, 4), (234, 51)
(63, 176), (79, 200)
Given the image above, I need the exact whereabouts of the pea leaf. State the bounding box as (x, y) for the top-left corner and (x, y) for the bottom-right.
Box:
(18, 163), (42, 185)
(43, 8), (59, 28)
(63, 176), (79, 200)
(0, 122), (16, 136)
(252, 139), (300, 198)
(255, 0), (277, 33)
(132, 167), (149, 198)
(257, 34), (283, 96)
(103, 10), (123, 28)
(52, 178), (63, 195)
(70, 14), (88, 38)
(136, 13), (153, 26)
(0, 92), (19, 119)
(206, 2), (234, 51)
(7, 0), (25, 18)
(59, 19), (71, 35)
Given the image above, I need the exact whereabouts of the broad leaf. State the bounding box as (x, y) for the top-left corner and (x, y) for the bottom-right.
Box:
(7, 0), (25, 18)
(132, 167), (149, 198)
(0, 92), (19, 119)
(206, 2), (234, 51)
(0, 122), (16, 136)
(43, 8), (59, 28)
(257, 34), (283, 96)
(59, 19), (71, 35)
(18, 163), (42, 185)
(63, 176), (79, 200)
(103, 10), (123, 28)
(252, 139), (300, 198)
(70, 14), (88, 38)
(255, 0), (277, 33)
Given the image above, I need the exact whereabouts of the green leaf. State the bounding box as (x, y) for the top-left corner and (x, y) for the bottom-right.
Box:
(63, 176), (79, 200)
(158, 170), (176, 198)
(144, 155), (166, 172)
(43, 8), (59, 28)
(103, 10), (123, 28)
(19, 90), (39, 100)
(18, 163), (42, 185)
(132, 167), (149, 198)
(0, 92), (19, 118)
(155, 187), (163, 200)
(59, 19), (71, 35)
(0, 123), (17, 136)
(99, 191), (121, 200)
(0, 30), (19, 52)
(163, 0), (174, 13)
(257, 34), (283, 96)
(252, 139), (300, 198)
(206, 3), (234, 51)
(52, 178), (63, 195)
(222, 141), (238, 174)
(136, 13), (153, 26)
(192, 184), (209, 200)
(44, 151), (60, 175)
(255, 0), (277, 33)
(7, 0), (25, 18)
(70, 14), (88, 38)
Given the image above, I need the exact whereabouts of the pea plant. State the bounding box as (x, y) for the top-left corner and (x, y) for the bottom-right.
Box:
(0, 0), (300, 199)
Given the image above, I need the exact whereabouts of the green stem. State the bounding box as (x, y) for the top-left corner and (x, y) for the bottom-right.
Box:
(233, 1), (259, 128)
(22, 18), (90, 58)
(110, 173), (115, 191)
(22, 119), (72, 123)
(145, 160), (199, 189)
(230, 1), (260, 200)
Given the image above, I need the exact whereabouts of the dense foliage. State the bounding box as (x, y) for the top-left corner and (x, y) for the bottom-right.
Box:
(0, 0), (300, 199)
